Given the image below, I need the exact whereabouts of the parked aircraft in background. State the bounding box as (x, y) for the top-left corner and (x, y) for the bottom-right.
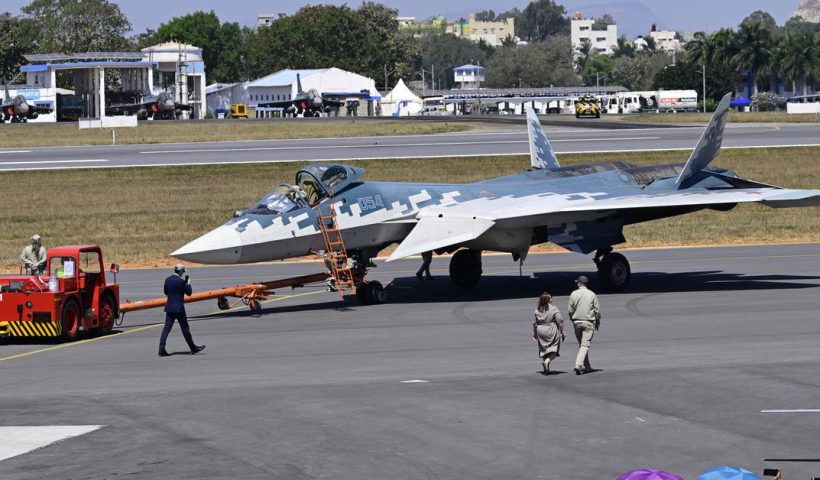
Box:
(257, 73), (343, 117)
(173, 93), (820, 292)
(106, 91), (193, 120)
(1, 83), (53, 123)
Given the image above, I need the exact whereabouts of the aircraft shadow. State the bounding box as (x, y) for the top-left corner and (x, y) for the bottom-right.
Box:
(189, 269), (820, 319)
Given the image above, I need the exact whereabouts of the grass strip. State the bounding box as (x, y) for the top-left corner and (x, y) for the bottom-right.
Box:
(0, 147), (818, 271)
(0, 120), (471, 148)
(629, 112), (820, 123)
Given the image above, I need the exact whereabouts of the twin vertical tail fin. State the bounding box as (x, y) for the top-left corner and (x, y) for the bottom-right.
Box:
(296, 73), (304, 94)
(3, 80), (9, 102)
(675, 92), (733, 188)
(525, 105), (560, 170)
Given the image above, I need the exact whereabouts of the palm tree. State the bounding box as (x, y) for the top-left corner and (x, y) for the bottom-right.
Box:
(774, 32), (820, 95)
(684, 31), (710, 65)
(612, 36), (635, 58)
(732, 20), (773, 95)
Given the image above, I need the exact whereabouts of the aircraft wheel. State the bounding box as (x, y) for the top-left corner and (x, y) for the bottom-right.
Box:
(217, 297), (230, 311)
(367, 281), (386, 304)
(597, 252), (631, 291)
(356, 283), (372, 305)
(449, 249), (482, 288)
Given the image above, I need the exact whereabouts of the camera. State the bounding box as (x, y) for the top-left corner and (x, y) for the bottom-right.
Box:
(184, 275), (189, 284)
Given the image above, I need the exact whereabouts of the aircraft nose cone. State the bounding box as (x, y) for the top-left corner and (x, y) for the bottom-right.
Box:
(171, 225), (243, 264)
(18, 103), (28, 115)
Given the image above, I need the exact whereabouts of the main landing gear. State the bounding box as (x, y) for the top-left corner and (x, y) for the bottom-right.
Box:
(594, 247), (631, 291)
(449, 249), (482, 288)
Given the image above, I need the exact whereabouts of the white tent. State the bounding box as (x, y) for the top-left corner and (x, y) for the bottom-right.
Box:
(380, 79), (423, 116)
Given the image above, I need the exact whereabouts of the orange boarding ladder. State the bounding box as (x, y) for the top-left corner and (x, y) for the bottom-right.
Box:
(316, 190), (356, 297)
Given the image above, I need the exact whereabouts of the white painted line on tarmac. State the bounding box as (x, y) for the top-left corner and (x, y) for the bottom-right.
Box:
(400, 379), (429, 383)
(0, 150), (31, 154)
(0, 425), (104, 462)
(0, 159), (108, 166)
(139, 137), (661, 155)
(761, 409), (820, 413)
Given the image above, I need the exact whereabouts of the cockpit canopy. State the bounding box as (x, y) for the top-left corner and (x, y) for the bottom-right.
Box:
(247, 184), (308, 215)
(244, 165), (365, 216)
(296, 164), (365, 204)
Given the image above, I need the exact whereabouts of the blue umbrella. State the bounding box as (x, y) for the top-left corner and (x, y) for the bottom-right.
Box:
(617, 469), (685, 480)
(730, 96), (751, 107)
(698, 465), (761, 480)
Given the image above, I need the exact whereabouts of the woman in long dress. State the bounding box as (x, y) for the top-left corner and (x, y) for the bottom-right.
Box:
(533, 292), (565, 375)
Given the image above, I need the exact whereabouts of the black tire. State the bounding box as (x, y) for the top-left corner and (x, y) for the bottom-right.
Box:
(449, 249), (482, 288)
(356, 283), (372, 305)
(217, 297), (230, 310)
(99, 294), (117, 334)
(368, 281), (386, 304)
(248, 299), (262, 313)
(597, 253), (631, 291)
(60, 299), (81, 341)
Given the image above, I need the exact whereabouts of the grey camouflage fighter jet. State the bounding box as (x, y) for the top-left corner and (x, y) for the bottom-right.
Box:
(1, 83), (53, 123)
(172, 93), (820, 292)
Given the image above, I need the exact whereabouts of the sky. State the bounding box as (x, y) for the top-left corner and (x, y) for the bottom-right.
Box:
(1, 1), (801, 38)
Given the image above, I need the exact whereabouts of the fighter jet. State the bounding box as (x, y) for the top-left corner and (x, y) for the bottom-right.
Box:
(172, 93), (820, 294)
(257, 73), (343, 117)
(1, 82), (53, 123)
(106, 91), (193, 120)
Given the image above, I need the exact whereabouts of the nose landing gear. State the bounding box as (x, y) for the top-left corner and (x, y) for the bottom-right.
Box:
(594, 247), (631, 291)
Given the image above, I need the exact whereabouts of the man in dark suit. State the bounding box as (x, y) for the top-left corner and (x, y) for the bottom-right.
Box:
(159, 264), (205, 357)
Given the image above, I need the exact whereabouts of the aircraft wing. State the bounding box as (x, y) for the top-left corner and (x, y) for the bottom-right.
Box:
(106, 102), (144, 115)
(386, 187), (820, 261)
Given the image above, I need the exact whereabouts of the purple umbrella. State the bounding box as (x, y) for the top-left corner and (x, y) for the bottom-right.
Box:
(617, 469), (686, 480)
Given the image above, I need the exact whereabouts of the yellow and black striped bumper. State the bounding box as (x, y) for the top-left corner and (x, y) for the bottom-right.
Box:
(0, 321), (62, 337)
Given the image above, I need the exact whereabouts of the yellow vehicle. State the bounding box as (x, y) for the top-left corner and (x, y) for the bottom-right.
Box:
(228, 103), (249, 119)
(575, 96), (601, 118)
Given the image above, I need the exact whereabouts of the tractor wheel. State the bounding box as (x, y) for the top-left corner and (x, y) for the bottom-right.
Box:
(217, 297), (230, 311)
(248, 299), (262, 313)
(60, 299), (81, 341)
(99, 295), (117, 335)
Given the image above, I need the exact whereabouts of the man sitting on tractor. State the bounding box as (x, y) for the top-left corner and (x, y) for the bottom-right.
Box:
(21, 234), (47, 275)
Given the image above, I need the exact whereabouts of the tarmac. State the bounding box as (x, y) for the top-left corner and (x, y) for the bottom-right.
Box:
(1, 244), (819, 479)
(3, 122), (820, 171)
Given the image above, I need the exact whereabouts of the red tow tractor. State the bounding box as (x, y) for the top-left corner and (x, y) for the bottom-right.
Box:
(0, 245), (119, 340)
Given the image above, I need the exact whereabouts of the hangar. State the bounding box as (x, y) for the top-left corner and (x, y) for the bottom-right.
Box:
(206, 67), (380, 118)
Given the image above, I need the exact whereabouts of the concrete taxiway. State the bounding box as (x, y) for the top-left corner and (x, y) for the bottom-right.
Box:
(1, 244), (819, 479)
(2, 122), (820, 171)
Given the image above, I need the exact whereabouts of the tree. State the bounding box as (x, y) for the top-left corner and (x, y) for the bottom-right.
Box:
(249, 4), (418, 88)
(610, 52), (671, 91)
(0, 13), (35, 82)
(485, 36), (578, 88)
(741, 11), (780, 36)
(592, 13), (615, 30)
(784, 15), (820, 35)
(475, 10), (496, 21)
(773, 31), (820, 95)
(417, 32), (488, 90)
(580, 54), (614, 86)
(21, 0), (131, 52)
(516, 0), (569, 43)
(732, 20), (773, 95)
(682, 29), (739, 101)
(575, 38), (592, 71)
(612, 36), (635, 58)
(653, 61), (701, 91)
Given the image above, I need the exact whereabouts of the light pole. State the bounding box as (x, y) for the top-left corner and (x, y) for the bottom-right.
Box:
(697, 64), (707, 113)
(383, 65), (400, 93)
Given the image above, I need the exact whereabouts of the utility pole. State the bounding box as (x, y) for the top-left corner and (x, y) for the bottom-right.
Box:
(702, 63), (707, 113)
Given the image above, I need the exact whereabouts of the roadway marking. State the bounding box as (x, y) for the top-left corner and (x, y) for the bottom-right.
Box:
(761, 409), (820, 413)
(0, 150), (31, 154)
(0, 159), (107, 166)
(0, 425), (104, 462)
(138, 137), (660, 155)
(400, 379), (429, 383)
(0, 291), (329, 363)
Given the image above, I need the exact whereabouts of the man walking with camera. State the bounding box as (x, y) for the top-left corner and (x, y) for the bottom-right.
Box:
(159, 264), (205, 357)
(568, 275), (600, 375)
